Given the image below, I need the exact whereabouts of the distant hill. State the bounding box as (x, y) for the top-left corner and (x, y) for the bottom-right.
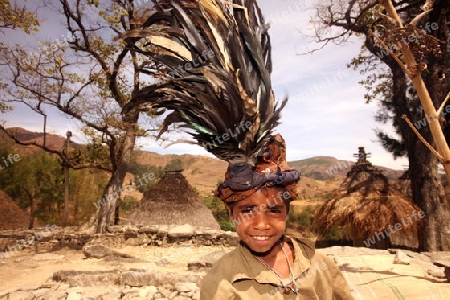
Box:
(133, 150), (227, 195)
(289, 156), (404, 180)
(133, 150), (343, 199)
(1, 127), (77, 153)
(1, 127), (405, 198)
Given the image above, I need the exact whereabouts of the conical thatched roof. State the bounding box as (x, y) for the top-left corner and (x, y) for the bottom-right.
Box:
(394, 169), (412, 197)
(314, 148), (421, 249)
(0, 190), (30, 230)
(127, 170), (220, 229)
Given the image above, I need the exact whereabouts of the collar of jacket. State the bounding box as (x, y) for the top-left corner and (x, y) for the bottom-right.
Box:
(231, 235), (314, 284)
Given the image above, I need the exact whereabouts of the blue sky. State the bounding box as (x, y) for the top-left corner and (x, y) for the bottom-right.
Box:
(1, 0), (408, 170)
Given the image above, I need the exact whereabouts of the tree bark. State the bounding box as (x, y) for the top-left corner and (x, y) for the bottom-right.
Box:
(95, 111), (139, 233)
(24, 188), (35, 229)
(380, 0), (450, 181)
(417, 3), (450, 250)
(358, 0), (449, 251)
(386, 57), (449, 251)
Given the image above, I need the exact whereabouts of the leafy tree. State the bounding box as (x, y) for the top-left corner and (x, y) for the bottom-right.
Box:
(0, 0), (39, 113)
(0, 0), (39, 34)
(164, 157), (184, 172)
(0, 147), (64, 227)
(0, 0), (165, 233)
(310, 0), (449, 251)
(67, 168), (109, 225)
(126, 159), (163, 194)
(0, 142), (109, 227)
(203, 195), (235, 232)
(289, 206), (315, 233)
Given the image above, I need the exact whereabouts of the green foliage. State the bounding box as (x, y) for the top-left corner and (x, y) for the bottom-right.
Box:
(164, 157), (184, 171)
(0, 0), (40, 34)
(0, 0), (40, 113)
(119, 196), (139, 214)
(321, 225), (351, 241)
(67, 168), (108, 225)
(203, 195), (235, 232)
(0, 147), (64, 224)
(289, 205), (316, 233)
(0, 143), (109, 226)
(126, 161), (163, 194)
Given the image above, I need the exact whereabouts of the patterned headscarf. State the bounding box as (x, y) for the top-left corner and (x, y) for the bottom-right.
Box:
(216, 134), (300, 203)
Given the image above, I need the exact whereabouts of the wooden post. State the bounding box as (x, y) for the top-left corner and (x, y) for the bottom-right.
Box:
(63, 131), (72, 226)
(43, 114), (47, 148)
(379, 0), (450, 181)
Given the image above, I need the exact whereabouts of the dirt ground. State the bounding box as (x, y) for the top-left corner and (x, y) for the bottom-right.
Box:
(0, 244), (228, 293)
(0, 244), (449, 299)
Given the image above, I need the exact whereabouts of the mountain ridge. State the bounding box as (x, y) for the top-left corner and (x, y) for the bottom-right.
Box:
(1, 127), (405, 196)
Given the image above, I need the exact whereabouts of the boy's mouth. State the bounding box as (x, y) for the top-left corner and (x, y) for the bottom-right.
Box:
(251, 235), (271, 241)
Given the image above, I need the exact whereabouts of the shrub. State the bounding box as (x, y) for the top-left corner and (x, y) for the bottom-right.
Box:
(203, 195), (235, 232)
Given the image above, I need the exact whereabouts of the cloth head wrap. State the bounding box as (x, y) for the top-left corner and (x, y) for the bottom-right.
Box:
(216, 134), (300, 203)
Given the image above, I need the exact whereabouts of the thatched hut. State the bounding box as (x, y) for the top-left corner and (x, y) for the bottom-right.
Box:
(0, 190), (30, 230)
(394, 169), (412, 197)
(127, 170), (220, 229)
(314, 148), (422, 249)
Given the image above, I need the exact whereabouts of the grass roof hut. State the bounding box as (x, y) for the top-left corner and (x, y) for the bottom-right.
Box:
(314, 147), (422, 249)
(0, 190), (30, 230)
(127, 170), (220, 229)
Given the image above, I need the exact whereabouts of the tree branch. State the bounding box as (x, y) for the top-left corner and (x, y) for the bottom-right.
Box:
(0, 125), (113, 173)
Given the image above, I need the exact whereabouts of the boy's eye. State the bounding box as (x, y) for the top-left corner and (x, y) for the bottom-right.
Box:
(241, 208), (255, 214)
(269, 209), (282, 214)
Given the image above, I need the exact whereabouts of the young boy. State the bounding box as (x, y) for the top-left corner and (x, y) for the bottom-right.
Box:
(200, 136), (354, 299)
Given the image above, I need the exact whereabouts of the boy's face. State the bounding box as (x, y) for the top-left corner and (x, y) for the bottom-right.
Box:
(228, 188), (289, 254)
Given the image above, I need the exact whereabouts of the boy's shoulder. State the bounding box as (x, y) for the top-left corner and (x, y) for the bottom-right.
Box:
(286, 235), (316, 257)
(207, 245), (244, 274)
(201, 245), (247, 287)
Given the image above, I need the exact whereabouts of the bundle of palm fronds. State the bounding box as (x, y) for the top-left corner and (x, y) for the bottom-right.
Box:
(122, 0), (287, 166)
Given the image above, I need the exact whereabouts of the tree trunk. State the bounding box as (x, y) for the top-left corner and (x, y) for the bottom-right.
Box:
(95, 111), (139, 233)
(363, 4), (450, 249)
(416, 4), (450, 250)
(418, 0), (450, 251)
(24, 188), (35, 229)
(410, 148), (450, 251)
(369, 55), (448, 251)
(391, 65), (449, 251)
(28, 196), (35, 230)
(114, 201), (120, 225)
(380, 0), (450, 181)
(386, 59), (448, 252)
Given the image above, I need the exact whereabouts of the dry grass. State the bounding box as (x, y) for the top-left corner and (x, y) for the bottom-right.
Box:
(126, 171), (220, 229)
(314, 167), (422, 249)
(0, 190), (30, 230)
(314, 190), (421, 239)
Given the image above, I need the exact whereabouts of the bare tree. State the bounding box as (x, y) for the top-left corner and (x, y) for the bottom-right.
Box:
(0, 0), (162, 233)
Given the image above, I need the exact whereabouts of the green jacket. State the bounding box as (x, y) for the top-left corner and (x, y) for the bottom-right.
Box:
(200, 236), (354, 299)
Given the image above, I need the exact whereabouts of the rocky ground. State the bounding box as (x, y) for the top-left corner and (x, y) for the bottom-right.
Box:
(0, 242), (227, 300)
(1, 243), (449, 299)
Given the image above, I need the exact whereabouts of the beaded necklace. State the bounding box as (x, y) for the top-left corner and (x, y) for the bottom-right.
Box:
(254, 242), (300, 295)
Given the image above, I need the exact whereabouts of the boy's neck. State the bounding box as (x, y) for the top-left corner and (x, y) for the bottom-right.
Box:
(249, 237), (285, 262)
(249, 237), (295, 279)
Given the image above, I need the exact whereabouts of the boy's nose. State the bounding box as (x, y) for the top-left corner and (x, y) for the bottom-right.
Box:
(252, 210), (270, 230)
